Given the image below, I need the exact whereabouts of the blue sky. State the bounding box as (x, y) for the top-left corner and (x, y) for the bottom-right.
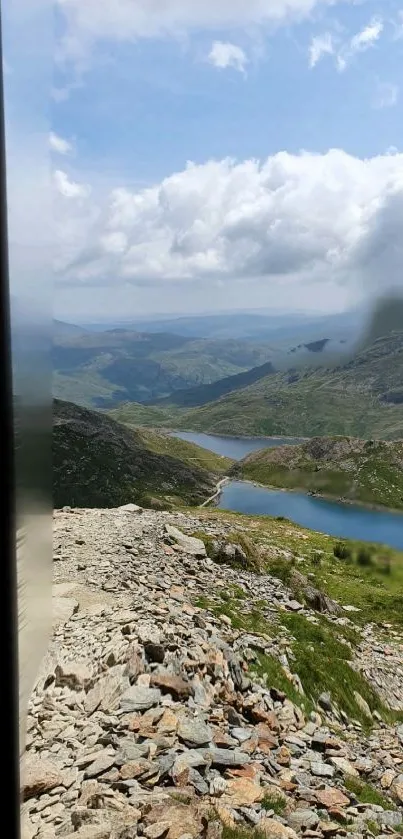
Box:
(4, 0), (403, 320)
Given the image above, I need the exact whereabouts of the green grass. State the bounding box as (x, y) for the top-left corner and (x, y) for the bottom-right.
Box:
(222, 829), (266, 839)
(177, 332), (403, 440)
(277, 612), (387, 727)
(251, 650), (312, 714)
(232, 437), (403, 511)
(344, 776), (396, 810)
(189, 508), (403, 630)
(137, 428), (233, 475)
(261, 792), (286, 815)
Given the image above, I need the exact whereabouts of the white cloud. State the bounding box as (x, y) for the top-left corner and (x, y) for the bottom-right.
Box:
(56, 0), (347, 66)
(49, 131), (73, 155)
(208, 41), (248, 73)
(337, 16), (384, 71)
(350, 17), (383, 52)
(309, 32), (334, 67)
(54, 150), (403, 314)
(372, 82), (399, 110)
(54, 169), (90, 198)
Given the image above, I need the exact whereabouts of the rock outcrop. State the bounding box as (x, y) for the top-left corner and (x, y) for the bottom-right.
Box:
(22, 507), (403, 839)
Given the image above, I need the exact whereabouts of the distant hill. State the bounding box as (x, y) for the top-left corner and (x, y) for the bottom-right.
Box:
(173, 332), (403, 440)
(126, 309), (362, 343)
(52, 327), (274, 408)
(232, 435), (403, 510)
(153, 360), (276, 408)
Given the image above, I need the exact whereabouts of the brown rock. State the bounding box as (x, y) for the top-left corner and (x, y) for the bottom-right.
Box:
(214, 806), (236, 828)
(227, 763), (263, 781)
(258, 818), (298, 839)
(157, 709), (179, 734)
(120, 760), (152, 780)
(392, 780), (403, 804)
(22, 754), (63, 800)
(143, 804), (202, 839)
(256, 723), (278, 751)
(316, 788), (350, 809)
(150, 673), (191, 700)
(381, 769), (396, 790)
(125, 644), (144, 683)
(251, 708), (280, 730)
(143, 824), (170, 839)
(277, 746), (291, 766)
(221, 778), (264, 807)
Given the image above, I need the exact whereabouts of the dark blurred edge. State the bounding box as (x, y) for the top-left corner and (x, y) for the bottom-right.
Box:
(0, 10), (20, 837)
(0, 4), (53, 835)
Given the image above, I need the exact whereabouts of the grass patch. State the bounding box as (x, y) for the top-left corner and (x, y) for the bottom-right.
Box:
(222, 829), (266, 839)
(261, 791), (287, 815)
(365, 820), (381, 836)
(191, 506), (403, 629)
(277, 612), (390, 727)
(250, 650), (312, 714)
(344, 776), (396, 810)
(194, 593), (271, 636)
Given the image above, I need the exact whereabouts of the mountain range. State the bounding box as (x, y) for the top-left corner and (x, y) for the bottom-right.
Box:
(111, 331), (403, 440)
(53, 311), (357, 410)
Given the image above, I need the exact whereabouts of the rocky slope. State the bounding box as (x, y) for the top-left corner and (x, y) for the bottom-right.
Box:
(53, 400), (228, 509)
(22, 506), (403, 839)
(231, 437), (403, 510)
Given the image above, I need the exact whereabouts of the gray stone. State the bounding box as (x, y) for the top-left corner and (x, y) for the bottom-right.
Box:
(310, 761), (335, 778)
(206, 748), (251, 767)
(53, 597), (78, 626)
(120, 686), (161, 712)
(287, 809), (319, 830)
(165, 525), (206, 557)
(83, 751), (116, 779)
(177, 718), (212, 747)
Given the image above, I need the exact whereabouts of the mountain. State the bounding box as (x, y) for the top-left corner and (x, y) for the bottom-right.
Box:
(53, 399), (230, 509)
(170, 332), (403, 440)
(53, 327), (274, 408)
(125, 309), (362, 343)
(232, 435), (403, 510)
(153, 359), (276, 408)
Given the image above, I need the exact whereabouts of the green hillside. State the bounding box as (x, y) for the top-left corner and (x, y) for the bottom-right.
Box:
(232, 436), (403, 510)
(53, 399), (229, 509)
(178, 332), (403, 440)
(52, 328), (274, 408)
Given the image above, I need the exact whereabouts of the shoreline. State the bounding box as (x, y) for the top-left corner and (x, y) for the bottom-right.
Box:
(206, 476), (403, 516)
(171, 429), (308, 443)
(200, 476), (230, 508)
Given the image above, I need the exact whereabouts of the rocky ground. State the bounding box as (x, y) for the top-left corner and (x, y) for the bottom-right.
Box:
(22, 506), (403, 839)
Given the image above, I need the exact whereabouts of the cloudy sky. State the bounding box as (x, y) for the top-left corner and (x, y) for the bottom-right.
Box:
(4, 0), (403, 321)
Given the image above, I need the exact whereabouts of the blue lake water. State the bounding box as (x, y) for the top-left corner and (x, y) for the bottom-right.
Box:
(219, 482), (403, 550)
(173, 432), (403, 550)
(173, 431), (304, 461)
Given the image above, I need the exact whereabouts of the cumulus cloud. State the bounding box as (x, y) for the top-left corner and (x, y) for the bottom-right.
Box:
(54, 150), (403, 312)
(49, 131), (73, 155)
(208, 41), (248, 73)
(372, 82), (399, 109)
(309, 32), (334, 67)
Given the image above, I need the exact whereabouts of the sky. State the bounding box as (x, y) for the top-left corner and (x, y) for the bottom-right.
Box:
(3, 0), (403, 321)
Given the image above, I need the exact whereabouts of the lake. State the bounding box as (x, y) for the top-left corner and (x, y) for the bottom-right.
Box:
(173, 431), (304, 461)
(218, 481), (403, 550)
(173, 431), (403, 550)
